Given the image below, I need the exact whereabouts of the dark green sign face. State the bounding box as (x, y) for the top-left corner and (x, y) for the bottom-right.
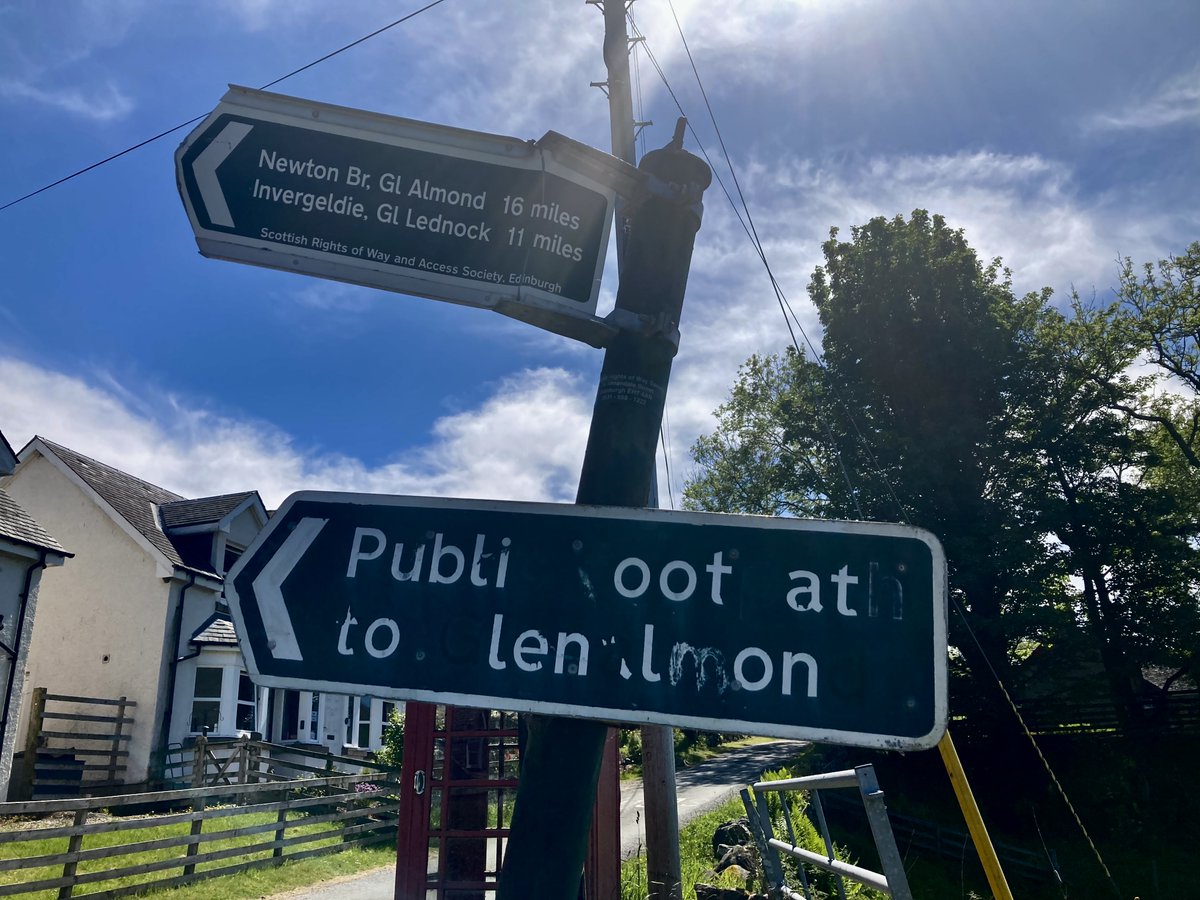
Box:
(227, 493), (948, 750)
(176, 91), (614, 314)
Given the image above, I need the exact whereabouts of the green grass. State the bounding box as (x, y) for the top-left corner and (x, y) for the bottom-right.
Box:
(158, 849), (393, 900)
(0, 808), (394, 900)
(621, 795), (752, 900)
(621, 751), (888, 900)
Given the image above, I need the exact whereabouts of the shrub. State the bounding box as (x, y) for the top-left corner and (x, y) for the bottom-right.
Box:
(372, 709), (404, 769)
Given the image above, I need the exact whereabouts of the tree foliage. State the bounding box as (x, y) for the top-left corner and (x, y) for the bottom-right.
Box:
(686, 211), (1199, 725)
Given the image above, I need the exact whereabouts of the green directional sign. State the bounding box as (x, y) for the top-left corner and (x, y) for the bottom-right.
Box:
(176, 87), (639, 345)
(226, 492), (948, 750)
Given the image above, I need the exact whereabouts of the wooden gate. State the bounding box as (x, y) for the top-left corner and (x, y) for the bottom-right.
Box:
(16, 688), (134, 799)
(396, 702), (520, 898)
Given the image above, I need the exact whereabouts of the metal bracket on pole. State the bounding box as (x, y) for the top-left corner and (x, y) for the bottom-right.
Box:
(602, 308), (681, 352)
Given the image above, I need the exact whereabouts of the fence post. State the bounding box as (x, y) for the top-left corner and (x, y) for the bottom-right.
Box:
(855, 766), (914, 900)
(107, 697), (127, 785)
(274, 787), (290, 858)
(192, 734), (207, 788)
(183, 795), (206, 877)
(238, 737), (248, 784)
(56, 808), (89, 899)
(17, 686), (47, 801)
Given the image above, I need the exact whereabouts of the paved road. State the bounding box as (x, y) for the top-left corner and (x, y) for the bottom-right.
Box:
(272, 740), (807, 898)
(620, 740), (807, 858)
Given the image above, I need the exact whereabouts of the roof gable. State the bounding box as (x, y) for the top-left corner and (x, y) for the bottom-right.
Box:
(26, 437), (189, 572)
(190, 612), (239, 646)
(0, 488), (68, 554)
(18, 438), (266, 580)
(160, 492), (263, 530)
(0, 429), (16, 476)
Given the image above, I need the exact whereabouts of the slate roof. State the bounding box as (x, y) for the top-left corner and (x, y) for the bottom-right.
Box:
(159, 492), (259, 529)
(190, 612), (239, 646)
(33, 437), (197, 569)
(0, 487), (68, 554)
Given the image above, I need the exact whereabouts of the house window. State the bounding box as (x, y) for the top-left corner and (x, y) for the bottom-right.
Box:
(223, 543), (245, 575)
(345, 695), (375, 748)
(190, 666), (223, 733)
(236, 671), (257, 732)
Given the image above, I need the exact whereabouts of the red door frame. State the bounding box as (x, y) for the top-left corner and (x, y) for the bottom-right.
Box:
(397, 703), (619, 899)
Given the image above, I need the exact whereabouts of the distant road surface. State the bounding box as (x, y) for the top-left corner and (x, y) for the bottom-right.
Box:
(620, 739), (807, 858)
(272, 739), (808, 898)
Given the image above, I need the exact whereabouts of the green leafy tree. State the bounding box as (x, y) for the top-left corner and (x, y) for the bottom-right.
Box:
(686, 213), (1199, 729)
(1028, 302), (1196, 721)
(688, 211), (1051, 693)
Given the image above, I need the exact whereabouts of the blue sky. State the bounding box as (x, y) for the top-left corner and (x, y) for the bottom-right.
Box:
(1, 0), (1197, 509)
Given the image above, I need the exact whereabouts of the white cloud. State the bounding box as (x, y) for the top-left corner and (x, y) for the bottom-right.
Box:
(0, 357), (591, 509)
(651, 145), (1178, 501)
(1088, 66), (1200, 131)
(290, 282), (379, 313)
(0, 79), (134, 122)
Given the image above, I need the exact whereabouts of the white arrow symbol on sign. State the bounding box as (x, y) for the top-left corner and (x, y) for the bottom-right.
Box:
(253, 516), (328, 661)
(193, 121), (253, 228)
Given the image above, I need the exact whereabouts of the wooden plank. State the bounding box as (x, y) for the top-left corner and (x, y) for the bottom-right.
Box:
(17, 688), (47, 802)
(42, 712), (135, 725)
(39, 730), (130, 742)
(38, 763), (127, 774)
(56, 808), (87, 899)
(44, 694), (137, 707)
(44, 748), (129, 758)
(108, 697), (129, 784)
(0, 773), (398, 816)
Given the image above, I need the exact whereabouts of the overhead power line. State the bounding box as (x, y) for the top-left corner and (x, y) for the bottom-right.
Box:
(0, 0), (450, 214)
(648, 8), (1122, 890)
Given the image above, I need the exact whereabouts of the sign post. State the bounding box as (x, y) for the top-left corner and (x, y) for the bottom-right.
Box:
(176, 86), (640, 345)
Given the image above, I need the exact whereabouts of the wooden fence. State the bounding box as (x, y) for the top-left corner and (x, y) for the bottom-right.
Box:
(819, 791), (1060, 886)
(17, 690), (134, 800)
(0, 773), (398, 898)
(166, 735), (397, 788)
(1015, 689), (1199, 736)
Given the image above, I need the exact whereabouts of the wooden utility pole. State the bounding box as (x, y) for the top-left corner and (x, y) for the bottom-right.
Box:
(498, 118), (711, 898)
(599, 3), (684, 898)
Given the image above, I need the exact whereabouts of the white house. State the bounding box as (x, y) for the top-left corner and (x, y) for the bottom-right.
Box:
(0, 429), (69, 799)
(2, 437), (399, 790)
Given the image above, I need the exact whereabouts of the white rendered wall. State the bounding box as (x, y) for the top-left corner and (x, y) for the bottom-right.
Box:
(5, 454), (173, 783)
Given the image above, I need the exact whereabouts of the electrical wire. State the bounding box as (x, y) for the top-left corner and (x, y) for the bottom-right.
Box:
(652, 4), (1121, 892)
(633, 8), (869, 517)
(952, 598), (1122, 898)
(0, 0), (450, 213)
(659, 411), (676, 510)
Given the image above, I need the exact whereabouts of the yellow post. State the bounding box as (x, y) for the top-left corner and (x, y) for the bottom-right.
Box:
(938, 730), (1014, 900)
